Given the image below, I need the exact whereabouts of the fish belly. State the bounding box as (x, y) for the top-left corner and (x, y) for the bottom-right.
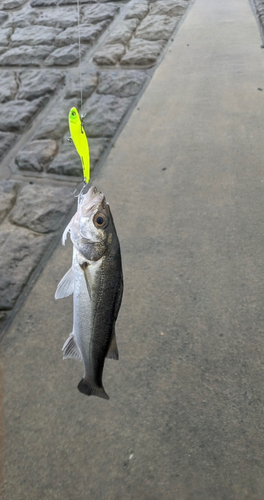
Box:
(73, 252), (107, 395)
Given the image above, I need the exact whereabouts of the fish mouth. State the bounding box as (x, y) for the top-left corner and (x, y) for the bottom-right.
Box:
(78, 185), (107, 217)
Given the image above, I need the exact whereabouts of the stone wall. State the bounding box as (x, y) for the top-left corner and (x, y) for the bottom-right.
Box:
(0, 0), (193, 329)
(253, 0), (264, 38)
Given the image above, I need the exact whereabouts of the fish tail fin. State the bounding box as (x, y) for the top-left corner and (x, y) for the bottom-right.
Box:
(78, 378), (109, 400)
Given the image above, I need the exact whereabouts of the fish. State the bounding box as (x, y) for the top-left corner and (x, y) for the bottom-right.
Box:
(68, 107), (90, 183)
(55, 185), (123, 400)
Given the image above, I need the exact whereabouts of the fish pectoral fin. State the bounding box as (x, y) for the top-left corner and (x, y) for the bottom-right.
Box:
(62, 217), (73, 245)
(55, 267), (74, 300)
(62, 333), (82, 362)
(106, 329), (119, 361)
(78, 378), (109, 400)
(79, 262), (92, 299)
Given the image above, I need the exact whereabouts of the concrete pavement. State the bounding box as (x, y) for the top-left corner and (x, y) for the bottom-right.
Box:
(3, 0), (264, 498)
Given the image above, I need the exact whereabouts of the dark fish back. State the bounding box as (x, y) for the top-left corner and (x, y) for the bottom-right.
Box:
(90, 249), (123, 389)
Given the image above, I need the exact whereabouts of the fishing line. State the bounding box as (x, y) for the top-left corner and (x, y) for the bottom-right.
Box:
(67, 2), (90, 184)
(76, 0), (83, 112)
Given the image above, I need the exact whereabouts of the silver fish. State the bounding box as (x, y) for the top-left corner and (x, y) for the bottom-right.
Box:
(55, 186), (123, 400)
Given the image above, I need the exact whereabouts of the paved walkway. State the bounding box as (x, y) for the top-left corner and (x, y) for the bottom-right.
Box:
(2, 0), (264, 499)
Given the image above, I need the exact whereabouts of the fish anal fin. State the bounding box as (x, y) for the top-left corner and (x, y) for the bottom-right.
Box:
(55, 267), (74, 300)
(106, 329), (119, 361)
(62, 333), (82, 362)
(78, 378), (109, 400)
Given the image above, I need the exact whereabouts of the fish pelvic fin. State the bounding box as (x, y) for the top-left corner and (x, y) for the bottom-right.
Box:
(55, 267), (74, 300)
(77, 378), (109, 400)
(79, 262), (92, 299)
(62, 333), (82, 362)
(106, 329), (119, 360)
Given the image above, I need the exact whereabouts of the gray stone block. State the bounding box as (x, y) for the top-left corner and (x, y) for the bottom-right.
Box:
(88, 137), (109, 167)
(81, 3), (119, 24)
(2, 0), (27, 9)
(0, 27), (12, 45)
(93, 44), (125, 65)
(65, 69), (98, 100)
(255, 0), (264, 16)
(44, 44), (86, 66)
(55, 22), (108, 48)
(0, 11), (8, 24)
(57, 0), (80, 4)
(59, 0), (115, 4)
(149, 0), (189, 16)
(58, 0), (101, 4)
(47, 136), (109, 176)
(82, 93), (133, 137)
(65, 134), (108, 166)
(33, 8), (78, 29)
(0, 132), (18, 160)
(18, 70), (65, 101)
(121, 39), (165, 67)
(0, 70), (17, 103)
(31, 0), (57, 6)
(33, 98), (79, 140)
(106, 18), (139, 45)
(11, 26), (62, 46)
(0, 98), (46, 133)
(97, 70), (147, 97)
(125, 1), (149, 21)
(4, 9), (39, 28)
(47, 148), (81, 177)
(0, 46), (53, 66)
(15, 139), (58, 172)
(9, 184), (74, 233)
(135, 15), (179, 41)
(0, 223), (53, 310)
(0, 180), (19, 224)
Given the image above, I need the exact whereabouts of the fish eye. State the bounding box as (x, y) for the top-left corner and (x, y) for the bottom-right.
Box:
(93, 213), (108, 229)
(72, 111), (76, 116)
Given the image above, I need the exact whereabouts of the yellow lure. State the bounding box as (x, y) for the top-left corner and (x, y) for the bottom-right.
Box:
(69, 107), (90, 183)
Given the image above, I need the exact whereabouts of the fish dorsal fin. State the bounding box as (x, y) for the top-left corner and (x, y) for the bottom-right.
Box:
(106, 329), (119, 360)
(55, 267), (74, 300)
(62, 333), (82, 362)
